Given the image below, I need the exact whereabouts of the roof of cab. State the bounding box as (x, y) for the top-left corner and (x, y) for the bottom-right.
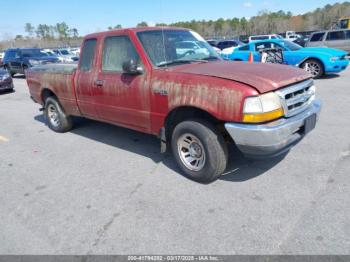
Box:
(84, 26), (189, 39)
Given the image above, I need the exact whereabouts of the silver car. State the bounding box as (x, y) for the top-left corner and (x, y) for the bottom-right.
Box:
(306, 29), (350, 53)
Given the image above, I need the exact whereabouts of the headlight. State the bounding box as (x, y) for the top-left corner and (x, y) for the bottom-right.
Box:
(243, 92), (284, 123)
(330, 56), (339, 61)
(29, 59), (40, 66)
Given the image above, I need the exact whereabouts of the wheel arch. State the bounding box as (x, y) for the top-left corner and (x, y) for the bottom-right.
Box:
(41, 88), (57, 104)
(299, 57), (325, 70)
(163, 106), (230, 142)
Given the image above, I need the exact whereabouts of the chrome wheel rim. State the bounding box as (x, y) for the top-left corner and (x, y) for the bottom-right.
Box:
(177, 133), (206, 171)
(304, 62), (321, 77)
(47, 104), (60, 127)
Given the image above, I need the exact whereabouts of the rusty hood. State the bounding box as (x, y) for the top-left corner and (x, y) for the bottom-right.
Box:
(169, 61), (311, 93)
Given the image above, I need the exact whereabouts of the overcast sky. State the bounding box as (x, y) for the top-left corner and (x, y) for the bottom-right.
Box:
(0, 0), (343, 39)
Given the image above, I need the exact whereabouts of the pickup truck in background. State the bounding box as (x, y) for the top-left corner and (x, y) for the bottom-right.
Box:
(26, 27), (322, 183)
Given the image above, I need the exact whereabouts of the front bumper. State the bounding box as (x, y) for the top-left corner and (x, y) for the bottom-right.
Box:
(325, 59), (349, 73)
(225, 99), (322, 158)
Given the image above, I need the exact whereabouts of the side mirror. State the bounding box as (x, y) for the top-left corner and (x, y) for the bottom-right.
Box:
(122, 60), (143, 75)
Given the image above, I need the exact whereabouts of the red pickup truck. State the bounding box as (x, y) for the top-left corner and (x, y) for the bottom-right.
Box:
(26, 27), (321, 183)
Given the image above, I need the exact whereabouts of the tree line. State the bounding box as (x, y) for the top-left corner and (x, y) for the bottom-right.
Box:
(134, 1), (350, 37)
(2, 1), (350, 49)
(14, 2), (350, 40)
(14, 22), (80, 41)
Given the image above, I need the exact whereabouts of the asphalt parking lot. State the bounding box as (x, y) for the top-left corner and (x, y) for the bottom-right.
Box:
(0, 69), (349, 255)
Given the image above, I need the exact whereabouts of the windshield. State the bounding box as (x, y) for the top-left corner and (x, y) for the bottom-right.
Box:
(137, 30), (220, 67)
(278, 40), (302, 51)
(21, 49), (48, 58)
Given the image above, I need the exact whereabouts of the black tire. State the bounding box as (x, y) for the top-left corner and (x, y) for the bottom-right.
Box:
(171, 119), (228, 183)
(301, 59), (324, 79)
(44, 97), (73, 133)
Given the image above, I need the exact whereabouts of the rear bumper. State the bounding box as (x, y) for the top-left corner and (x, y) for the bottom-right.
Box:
(225, 100), (322, 158)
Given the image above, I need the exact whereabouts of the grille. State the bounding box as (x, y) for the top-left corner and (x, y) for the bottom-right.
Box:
(276, 79), (315, 117)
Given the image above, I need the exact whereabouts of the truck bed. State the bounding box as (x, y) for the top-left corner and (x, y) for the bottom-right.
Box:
(26, 63), (81, 116)
(29, 63), (77, 74)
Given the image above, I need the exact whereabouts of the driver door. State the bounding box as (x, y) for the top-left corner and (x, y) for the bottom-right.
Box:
(93, 34), (151, 132)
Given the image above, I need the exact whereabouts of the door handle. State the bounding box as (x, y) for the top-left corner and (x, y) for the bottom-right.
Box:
(95, 80), (105, 87)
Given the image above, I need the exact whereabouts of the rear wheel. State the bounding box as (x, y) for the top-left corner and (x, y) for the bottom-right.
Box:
(301, 59), (324, 78)
(171, 119), (228, 183)
(44, 97), (73, 133)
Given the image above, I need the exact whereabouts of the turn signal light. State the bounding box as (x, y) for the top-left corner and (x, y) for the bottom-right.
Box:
(243, 108), (284, 123)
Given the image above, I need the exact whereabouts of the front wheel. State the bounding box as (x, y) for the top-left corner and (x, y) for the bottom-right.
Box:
(44, 97), (73, 133)
(171, 120), (228, 183)
(301, 59), (324, 78)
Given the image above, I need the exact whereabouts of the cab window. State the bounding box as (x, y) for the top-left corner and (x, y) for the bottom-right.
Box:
(102, 36), (141, 72)
(79, 39), (97, 72)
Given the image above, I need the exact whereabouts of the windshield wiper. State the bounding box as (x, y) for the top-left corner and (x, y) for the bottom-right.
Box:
(157, 59), (208, 67)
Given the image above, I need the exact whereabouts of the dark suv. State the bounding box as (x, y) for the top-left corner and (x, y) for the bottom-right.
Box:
(3, 48), (59, 76)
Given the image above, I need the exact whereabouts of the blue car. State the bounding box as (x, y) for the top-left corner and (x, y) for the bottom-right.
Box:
(223, 39), (349, 78)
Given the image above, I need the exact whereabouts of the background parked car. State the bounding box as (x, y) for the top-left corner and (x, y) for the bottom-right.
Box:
(174, 41), (210, 57)
(0, 68), (14, 92)
(206, 40), (219, 47)
(336, 17), (350, 29)
(248, 34), (283, 42)
(42, 49), (64, 63)
(53, 48), (79, 63)
(216, 40), (242, 50)
(306, 29), (350, 53)
(0, 51), (4, 66)
(69, 47), (80, 56)
(293, 35), (311, 47)
(285, 31), (302, 41)
(225, 39), (349, 78)
(3, 48), (60, 77)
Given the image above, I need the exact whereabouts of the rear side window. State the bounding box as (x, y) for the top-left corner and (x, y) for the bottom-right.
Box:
(326, 31), (345, 41)
(102, 36), (140, 72)
(79, 39), (97, 72)
(310, 33), (325, 42)
(346, 30), (350, 39)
